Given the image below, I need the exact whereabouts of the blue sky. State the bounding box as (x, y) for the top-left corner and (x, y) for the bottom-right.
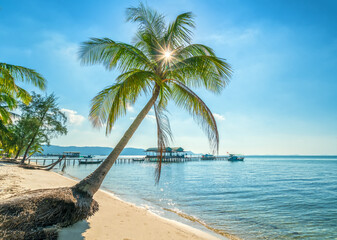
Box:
(1, 0), (336, 154)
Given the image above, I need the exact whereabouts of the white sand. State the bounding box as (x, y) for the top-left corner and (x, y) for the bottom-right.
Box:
(0, 163), (223, 240)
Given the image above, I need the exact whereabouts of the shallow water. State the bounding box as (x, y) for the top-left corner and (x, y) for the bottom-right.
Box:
(57, 156), (337, 239)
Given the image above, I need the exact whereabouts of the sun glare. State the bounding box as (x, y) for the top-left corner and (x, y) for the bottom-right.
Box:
(164, 50), (172, 60)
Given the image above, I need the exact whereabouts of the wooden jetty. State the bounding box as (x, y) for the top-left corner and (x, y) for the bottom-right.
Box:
(28, 155), (228, 166)
(27, 157), (146, 166)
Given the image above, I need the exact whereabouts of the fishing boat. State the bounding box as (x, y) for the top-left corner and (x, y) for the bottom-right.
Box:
(227, 153), (244, 161)
(201, 154), (216, 160)
(79, 159), (102, 164)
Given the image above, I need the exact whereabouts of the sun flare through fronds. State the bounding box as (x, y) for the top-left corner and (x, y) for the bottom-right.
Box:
(164, 50), (172, 59)
(80, 3), (232, 182)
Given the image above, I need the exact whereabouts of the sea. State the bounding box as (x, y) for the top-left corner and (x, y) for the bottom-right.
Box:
(52, 155), (337, 240)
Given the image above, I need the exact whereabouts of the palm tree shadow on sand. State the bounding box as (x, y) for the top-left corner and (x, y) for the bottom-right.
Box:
(0, 3), (231, 239)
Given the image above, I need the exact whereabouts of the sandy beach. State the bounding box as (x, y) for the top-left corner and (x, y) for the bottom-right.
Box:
(0, 162), (221, 240)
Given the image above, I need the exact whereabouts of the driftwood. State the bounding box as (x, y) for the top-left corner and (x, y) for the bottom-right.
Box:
(19, 156), (66, 171)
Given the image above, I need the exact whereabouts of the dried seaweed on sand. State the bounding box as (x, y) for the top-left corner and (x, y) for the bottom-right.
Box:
(0, 187), (98, 240)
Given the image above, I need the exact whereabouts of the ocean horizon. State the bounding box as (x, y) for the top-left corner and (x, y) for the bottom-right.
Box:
(47, 155), (337, 239)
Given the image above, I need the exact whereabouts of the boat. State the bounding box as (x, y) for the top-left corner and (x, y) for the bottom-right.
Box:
(79, 159), (102, 164)
(132, 158), (145, 162)
(227, 153), (244, 161)
(62, 151), (80, 158)
(201, 154), (216, 160)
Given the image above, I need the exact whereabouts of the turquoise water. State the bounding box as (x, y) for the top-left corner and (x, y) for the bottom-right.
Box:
(59, 156), (337, 239)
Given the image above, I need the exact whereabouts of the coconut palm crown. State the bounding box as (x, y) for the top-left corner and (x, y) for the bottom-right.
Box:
(0, 63), (46, 104)
(76, 3), (231, 195)
(0, 62), (46, 123)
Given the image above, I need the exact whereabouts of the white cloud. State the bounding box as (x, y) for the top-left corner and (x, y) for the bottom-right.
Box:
(61, 108), (85, 126)
(146, 114), (156, 121)
(126, 103), (134, 113)
(213, 113), (225, 121)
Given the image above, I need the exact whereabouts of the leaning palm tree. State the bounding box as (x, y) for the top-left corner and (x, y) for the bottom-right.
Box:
(0, 4), (231, 239)
(75, 3), (231, 195)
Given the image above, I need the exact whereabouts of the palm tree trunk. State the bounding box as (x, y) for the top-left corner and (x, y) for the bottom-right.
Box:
(74, 87), (160, 196)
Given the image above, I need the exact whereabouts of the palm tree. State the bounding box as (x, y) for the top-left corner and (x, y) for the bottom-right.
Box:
(75, 3), (231, 196)
(0, 62), (46, 155)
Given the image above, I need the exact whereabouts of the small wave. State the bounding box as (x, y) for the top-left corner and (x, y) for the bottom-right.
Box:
(140, 204), (164, 215)
(163, 208), (242, 240)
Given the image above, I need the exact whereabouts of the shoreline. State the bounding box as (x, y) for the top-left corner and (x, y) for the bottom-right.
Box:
(59, 169), (241, 240)
(0, 162), (224, 240)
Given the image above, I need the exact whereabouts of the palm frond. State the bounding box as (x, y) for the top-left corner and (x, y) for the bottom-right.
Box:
(79, 38), (153, 72)
(165, 12), (195, 48)
(176, 44), (216, 58)
(156, 83), (172, 109)
(0, 93), (17, 110)
(0, 107), (11, 123)
(154, 103), (172, 183)
(167, 55), (232, 93)
(0, 63), (46, 90)
(0, 93), (18, 124)
(0, 120), (10, 143)
(133, 31), (162, 63)
(15, 86), (32, 104)
(0, 67), (17, 92)
(89, 70), (159, 134)
(126, 3), (165, 40)
(171, 80), (219, 153)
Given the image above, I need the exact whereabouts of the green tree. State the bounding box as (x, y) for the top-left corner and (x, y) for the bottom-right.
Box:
(0, 62), (46, 147)
(75, 3), (231, 196)
(19, 93), (68, 163)
(8, 116), (40, 159)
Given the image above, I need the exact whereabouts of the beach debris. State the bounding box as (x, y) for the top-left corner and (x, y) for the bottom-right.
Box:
(0, 187), (98, 239)
(19, 156), (65, 171)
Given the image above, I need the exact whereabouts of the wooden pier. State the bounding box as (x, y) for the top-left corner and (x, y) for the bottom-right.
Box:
(28, 156), (228, 166)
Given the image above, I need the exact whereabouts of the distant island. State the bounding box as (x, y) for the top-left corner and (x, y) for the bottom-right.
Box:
(41, 145), (196, 156)
(42, 145), (146, 156)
